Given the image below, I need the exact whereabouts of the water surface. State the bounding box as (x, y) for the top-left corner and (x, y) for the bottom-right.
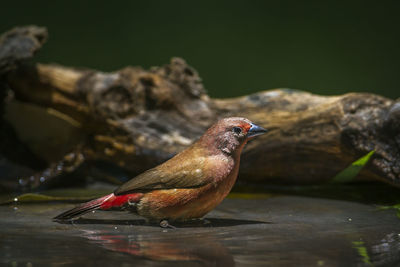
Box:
(1, 192), (400, 266)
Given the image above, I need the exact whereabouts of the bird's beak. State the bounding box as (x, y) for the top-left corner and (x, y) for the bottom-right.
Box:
(247, 123), (268, 139)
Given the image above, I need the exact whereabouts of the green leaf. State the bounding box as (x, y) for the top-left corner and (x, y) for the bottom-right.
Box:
(331, 150), (375, 184)
(352, 241), (373, 266)
(379, 203), (400, 210)
(0, 188), (111, 205)
(377, 203), (400, 221)
(0, 193), (96, 205)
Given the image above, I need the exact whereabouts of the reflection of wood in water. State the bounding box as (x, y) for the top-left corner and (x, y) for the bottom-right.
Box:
(80, 228), (234, 265)
(370, 233), (400, 266)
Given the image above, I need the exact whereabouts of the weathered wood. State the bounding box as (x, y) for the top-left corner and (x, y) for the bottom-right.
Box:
(0, 25), (47, 74)
(1, 26), (399, 190)
(0, 25), (47, 121)
(0, 26), (48, 187)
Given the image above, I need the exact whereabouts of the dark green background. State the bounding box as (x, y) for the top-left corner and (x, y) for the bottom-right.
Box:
(1, 1), (399, 99)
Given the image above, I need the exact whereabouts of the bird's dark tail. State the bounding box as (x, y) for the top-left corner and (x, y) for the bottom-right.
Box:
(53, 194), (113, 221)
(53, 193), (143, 221)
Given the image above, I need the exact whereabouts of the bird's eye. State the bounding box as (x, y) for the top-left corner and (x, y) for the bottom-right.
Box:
(232, 127), (242, 134)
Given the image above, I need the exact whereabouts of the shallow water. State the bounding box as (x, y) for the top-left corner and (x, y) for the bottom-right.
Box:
(1, 193), (400, 266)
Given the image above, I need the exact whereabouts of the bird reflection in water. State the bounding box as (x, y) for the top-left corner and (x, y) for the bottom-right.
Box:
(79, 226), (234, 265)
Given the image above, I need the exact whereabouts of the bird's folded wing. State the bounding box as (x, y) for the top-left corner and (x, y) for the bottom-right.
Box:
(114, 157), (211, 195)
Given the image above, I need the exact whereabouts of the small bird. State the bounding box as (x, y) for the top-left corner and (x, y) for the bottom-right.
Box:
(53, 117), (267, 227)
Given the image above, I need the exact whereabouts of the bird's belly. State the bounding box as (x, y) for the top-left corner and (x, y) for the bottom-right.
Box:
(137, 172), (237, 221)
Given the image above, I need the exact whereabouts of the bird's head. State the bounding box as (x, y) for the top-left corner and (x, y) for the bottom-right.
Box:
(198, 117), (267, 156)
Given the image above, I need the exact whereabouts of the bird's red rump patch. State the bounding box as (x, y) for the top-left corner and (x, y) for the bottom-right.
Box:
(100, 193), (143, 210)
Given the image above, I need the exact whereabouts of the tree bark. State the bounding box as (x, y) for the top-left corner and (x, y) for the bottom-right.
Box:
(1, 26), (399, 190)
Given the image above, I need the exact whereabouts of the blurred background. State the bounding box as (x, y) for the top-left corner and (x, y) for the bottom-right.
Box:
(1, 0), (399, 99)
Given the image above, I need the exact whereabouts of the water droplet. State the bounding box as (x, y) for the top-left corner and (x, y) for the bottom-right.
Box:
(162, 230), (168, 233)
(348, 218), (352, 222)
(18, 178), (27, 186)
(114, 226), (118, 230)
(13, 207), (18, 211)
(39, 177), (45, 183)
(92, 210), (96, 213)
(13, 198), (18, 202)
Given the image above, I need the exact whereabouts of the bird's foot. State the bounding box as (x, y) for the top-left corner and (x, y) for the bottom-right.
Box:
(159, 219), (176, 229)
(200, 218), (211, 225)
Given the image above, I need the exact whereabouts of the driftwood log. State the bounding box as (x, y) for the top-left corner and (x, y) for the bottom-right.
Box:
(0, 26), (48, 184)
(1, 26), (399, 191)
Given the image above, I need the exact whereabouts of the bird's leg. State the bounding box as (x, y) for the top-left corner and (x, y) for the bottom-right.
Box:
(159, 219), (176, 229)
(200, 218), (211, 225)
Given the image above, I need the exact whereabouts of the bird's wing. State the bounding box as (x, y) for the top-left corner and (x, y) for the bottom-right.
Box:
(114, 156), (211, 195)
